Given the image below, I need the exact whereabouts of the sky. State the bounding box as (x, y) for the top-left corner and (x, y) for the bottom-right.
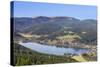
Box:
(12, 1), (97, 20)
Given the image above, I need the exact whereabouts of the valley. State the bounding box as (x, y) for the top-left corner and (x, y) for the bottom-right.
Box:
(12, 16), (97, 65)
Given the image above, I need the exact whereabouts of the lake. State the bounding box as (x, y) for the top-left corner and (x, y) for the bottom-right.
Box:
(19, 42), (89, 56)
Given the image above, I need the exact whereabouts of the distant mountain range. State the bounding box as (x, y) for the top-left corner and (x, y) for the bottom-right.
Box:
(13, 16), (97, 34)
(12, 16), (97, 45)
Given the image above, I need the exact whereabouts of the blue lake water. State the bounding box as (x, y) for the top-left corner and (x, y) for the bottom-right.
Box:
(19, 42), (89, 56)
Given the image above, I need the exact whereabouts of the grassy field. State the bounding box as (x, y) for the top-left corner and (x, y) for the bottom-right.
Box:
(57, 34), (81, 39)
(72, 52), (97, 62)
(72, 55), (87, 62)
(56, 34), (81, 42)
